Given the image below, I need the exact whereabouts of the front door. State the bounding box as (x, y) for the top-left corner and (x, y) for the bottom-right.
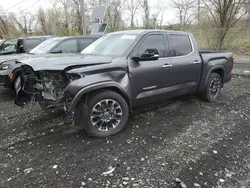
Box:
(128, 33), (173, 105)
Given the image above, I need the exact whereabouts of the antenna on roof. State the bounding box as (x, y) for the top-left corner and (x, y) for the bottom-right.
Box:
(90, 5), (108, 36)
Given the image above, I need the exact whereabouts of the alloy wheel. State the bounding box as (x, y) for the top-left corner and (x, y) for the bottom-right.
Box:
(209, 77), (221, 98)
(90, 99), (123, 132)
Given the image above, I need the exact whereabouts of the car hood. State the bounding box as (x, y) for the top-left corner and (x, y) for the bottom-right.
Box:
(0, 54), (29, 64)
(0, 53), (82, 65)
(20, 55), (114, 71)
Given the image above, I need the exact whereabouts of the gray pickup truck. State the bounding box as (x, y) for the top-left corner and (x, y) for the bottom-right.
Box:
(15, 30), (234, 137)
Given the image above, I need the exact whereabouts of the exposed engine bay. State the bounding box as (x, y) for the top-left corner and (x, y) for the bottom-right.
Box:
(15, 65), (72, 108)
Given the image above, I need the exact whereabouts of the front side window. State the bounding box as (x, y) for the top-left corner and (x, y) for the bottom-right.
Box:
(81, 33), (139, 57)
(0, 39), (18, 54)
(55, 39), (77, 53)
(137, 34), (166, 57)
(30, 38), (62, 54)
(169, 34), (193, 56)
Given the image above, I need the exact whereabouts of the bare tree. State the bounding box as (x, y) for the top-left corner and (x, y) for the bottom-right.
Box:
(0, 16), (9, 37)
(151, 0), (166, 29)
(243, 0), (250, 21)
(172, 0), (196, 28)
(203, 0), (248, 50)
(142, 0), (150, 28)
(56, 0), (73, 29)
(106, 0), (125, 31)
(11, 12), (34, 34)
(37, 8), (49, 34)
(126, 0), (142, 27)
(71, 0), (83, 34)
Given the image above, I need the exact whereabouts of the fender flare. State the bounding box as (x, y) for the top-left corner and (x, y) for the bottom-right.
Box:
(204, 65), (224, 86)
(67, 81), (130, 114)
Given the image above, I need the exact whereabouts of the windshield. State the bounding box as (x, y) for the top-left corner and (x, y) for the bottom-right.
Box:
(0, 39), (18, 54)
(30, 38), (62, 54)
(81, 33), (139, 56)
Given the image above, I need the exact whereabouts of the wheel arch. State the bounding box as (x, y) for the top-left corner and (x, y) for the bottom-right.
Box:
(205, 66), (224, 87)
(67, 82), (131, 114)
(9, 67), (21, 85)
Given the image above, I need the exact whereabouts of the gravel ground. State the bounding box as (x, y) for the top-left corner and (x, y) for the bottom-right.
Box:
(0, 63), (250, 188)
(233, 57), (250, 75)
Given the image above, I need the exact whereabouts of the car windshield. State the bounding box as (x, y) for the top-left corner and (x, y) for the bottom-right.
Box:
(30, 38), (62, 54)
(81, 33), (139, 57)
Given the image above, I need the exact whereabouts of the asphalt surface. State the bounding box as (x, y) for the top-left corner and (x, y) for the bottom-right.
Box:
(0, 61), (250, 188)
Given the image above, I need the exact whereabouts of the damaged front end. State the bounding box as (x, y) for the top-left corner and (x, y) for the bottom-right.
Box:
(15, 65), (76, 110)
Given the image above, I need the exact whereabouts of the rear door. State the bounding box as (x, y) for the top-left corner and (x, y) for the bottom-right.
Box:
(166, 33), (202, 91)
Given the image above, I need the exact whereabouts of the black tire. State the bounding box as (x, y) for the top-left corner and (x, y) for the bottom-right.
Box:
(79, 90), (129, 137)
(201, 72), (222, 102)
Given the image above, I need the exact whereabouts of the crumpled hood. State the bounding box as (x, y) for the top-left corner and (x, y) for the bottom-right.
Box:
(19, 55), (114, 71)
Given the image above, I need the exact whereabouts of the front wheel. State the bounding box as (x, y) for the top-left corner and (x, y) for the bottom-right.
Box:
(13, 76), (21, 93)
(79, 90), (129, 137)
(201, 72), (222, 102)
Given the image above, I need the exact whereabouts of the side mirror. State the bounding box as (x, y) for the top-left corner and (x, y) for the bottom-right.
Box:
(51, 49), (62, 54)
(132, 48), (160, 61)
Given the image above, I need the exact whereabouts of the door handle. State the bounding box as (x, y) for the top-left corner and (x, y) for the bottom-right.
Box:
(193, 60), (201, 64)
(162, 64), (172, 68)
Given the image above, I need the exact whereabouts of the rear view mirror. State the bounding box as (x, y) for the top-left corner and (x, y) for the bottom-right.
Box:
(132, 48), (160, 61)
(51, 49), (62, 54)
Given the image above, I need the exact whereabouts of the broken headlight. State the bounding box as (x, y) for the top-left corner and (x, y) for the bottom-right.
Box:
(0, 64), (10, 70)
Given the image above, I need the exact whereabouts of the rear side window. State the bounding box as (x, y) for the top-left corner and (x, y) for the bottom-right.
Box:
(138, 34), (166, 57)
(77, 39), (94, 52)
(169, 34), (192, 56)
(56, 39), (77, 53)
(25, 39), (42, 51)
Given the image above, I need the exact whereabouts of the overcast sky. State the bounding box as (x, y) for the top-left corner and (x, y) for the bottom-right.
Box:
(1, 0), (177, 25)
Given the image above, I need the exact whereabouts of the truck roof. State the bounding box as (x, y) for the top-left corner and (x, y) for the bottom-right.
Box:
(109, 29), (191, 36)
(18, 35), (54, 40)
(58, 36), (100, 40)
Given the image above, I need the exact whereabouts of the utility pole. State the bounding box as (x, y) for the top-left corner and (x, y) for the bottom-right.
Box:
(80, 0), (86, 35)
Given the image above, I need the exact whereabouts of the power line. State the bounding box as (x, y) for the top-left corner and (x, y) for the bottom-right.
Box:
(19, 0), (43, 14)
(4, 0), (26, 12)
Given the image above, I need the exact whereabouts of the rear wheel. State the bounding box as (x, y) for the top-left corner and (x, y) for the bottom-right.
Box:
(78, 90), (129, 137)
(201, 72), (222, 102)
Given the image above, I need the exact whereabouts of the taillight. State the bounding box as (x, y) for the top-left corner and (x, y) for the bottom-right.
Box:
(231, 57), (234, 72)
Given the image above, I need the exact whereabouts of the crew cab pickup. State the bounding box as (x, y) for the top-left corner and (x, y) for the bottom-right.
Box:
(15, 30), (234, 137)
(0, 36), (99, 91)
